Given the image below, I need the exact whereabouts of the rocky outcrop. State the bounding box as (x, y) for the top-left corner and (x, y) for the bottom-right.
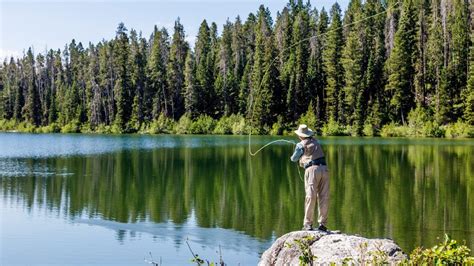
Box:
(259, 230), (407, 265)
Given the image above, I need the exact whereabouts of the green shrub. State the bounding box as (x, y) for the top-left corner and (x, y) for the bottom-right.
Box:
(38, 123), (61, 133)
(347, 125), (364, 137)
(213, 116), (233, 134)
(407, 107), (428, 137)
(214, 114), (249, 135)
(444, 121), (474, 138)
(109, 123), (123, 134)
(61, 120), (81, 133)
(348, 124), (365, 137)
(285, 236), (317, 265)
(270, 116), (286, 135)
(230, 114), (249, 135)
(79, 123), (93, 133)
(189, 115), (216, 134)
(0, 119), (17, 131)
(363, 122), (376, 137)
(174, 115), (193, 134)
(422, 121), (445, 137)
(380, 123), (410, 137)
(94, 124), (113, 134)
(148, 114), (175, 134)
(298, 102), (317, 130)
(270, 122), (283, 135)
(409, 234), (474, 265)
(16, 121), (37, 133)
(322, 119), (348, 136)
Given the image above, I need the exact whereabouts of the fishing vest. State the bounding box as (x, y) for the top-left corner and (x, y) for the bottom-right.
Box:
(299, 138), (325, 168)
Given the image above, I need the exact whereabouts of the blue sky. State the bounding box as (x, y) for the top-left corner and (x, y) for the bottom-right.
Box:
(0, 0), (349, 60)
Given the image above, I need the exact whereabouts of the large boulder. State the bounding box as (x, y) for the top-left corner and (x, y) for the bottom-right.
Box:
(259, 230), (407, 265)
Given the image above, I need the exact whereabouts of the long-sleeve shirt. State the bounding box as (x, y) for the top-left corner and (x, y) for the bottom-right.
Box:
(290, 143), (304, 162)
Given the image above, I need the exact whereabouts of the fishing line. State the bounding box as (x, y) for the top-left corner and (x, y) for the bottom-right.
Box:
(247, 0), (402, 157)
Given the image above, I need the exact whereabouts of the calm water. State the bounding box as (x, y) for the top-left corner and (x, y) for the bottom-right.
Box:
(1, 133), (473, 265)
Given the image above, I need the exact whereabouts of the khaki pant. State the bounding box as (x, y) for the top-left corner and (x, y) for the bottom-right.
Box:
(303, 165), (329, 227)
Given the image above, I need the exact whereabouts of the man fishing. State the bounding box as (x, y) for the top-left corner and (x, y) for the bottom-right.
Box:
(290, 124), (329, 232)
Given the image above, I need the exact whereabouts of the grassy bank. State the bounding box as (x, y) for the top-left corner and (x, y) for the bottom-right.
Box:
(1, 113), (473, 138)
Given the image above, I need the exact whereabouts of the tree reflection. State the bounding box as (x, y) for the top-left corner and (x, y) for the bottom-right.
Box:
(1, 137), (472, 252)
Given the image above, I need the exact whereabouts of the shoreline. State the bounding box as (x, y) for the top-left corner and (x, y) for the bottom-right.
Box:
(1, 129), (474, 139)
(2, 115), (474, 139)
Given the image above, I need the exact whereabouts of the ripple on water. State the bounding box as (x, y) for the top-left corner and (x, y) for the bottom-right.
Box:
(0, 159), (73, 177)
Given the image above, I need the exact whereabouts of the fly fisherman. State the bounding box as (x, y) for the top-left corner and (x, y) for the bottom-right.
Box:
(290, 124), (329, 232)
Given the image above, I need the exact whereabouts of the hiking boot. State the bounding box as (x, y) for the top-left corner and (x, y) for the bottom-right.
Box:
(317, 224), (328, 232)
(302, 224), (313, 231)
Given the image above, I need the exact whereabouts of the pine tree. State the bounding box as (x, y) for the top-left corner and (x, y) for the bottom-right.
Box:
(323, 3), (344, 123)
(238, 13), (257, 115)
(209, 22), (219, 93)
(385, 0), (417, 124)
(184, 51), (198, 116)
(36, 53), (49, 125)
(306, 9), (320, 127)
(250, 5), (280, 131)
(2, 58), (19, 120)
(49, 49), (63, 124)
(414, 0), (430, 107)
(364, 0), (387, 130)
(22, 48), (41, 126)
(64, 81), (80, 124)
(231, 16), (247, 114)
(445, 0), (470, 120)
(13, 59), (24, 122)
(231, 16), (245, 86)
(426, 0), (446, 124)
(465, 56), (474, 124)
(113, 23), (132, 131)
(43, 50), (56, 125)
(342, 0), (365, 134)
(307, 8), (329, 127)
(67, 40), (88, 124)
(167, 19), (188, 120)
(147, 26), (169, 120)
(384, 0), (401, 56)
(215, 20), (237, 116)
(286, 8), (310, 121)
(274, 7), (293, 110)
(127, 29), (146, 130)
(86, 43), (102, 128)
(98, 41), (115, 125)
(194, 20), (214, 116)
(464, 9), (474, 125)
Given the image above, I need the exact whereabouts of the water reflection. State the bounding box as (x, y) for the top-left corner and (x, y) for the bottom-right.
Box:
(0, 136), (473, 254)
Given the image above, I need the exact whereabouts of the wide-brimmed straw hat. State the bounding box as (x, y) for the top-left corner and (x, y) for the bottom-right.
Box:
(294, 124), (314, 138)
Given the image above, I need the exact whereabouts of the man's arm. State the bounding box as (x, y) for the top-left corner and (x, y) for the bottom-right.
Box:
(290, 143), (304, 162)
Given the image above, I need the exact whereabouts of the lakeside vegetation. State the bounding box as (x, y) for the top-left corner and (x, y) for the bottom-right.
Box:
(1, 0), (473, 137)
(1, 109), (473, 138)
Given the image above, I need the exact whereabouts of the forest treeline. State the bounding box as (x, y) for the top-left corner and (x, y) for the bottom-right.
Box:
(1, 0), (473, 137)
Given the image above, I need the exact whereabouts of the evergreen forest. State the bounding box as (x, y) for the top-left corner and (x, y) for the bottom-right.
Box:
(1, 0), (473, 137)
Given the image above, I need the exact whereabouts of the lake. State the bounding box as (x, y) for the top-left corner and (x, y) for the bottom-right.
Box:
(1, 133), (473, 265)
